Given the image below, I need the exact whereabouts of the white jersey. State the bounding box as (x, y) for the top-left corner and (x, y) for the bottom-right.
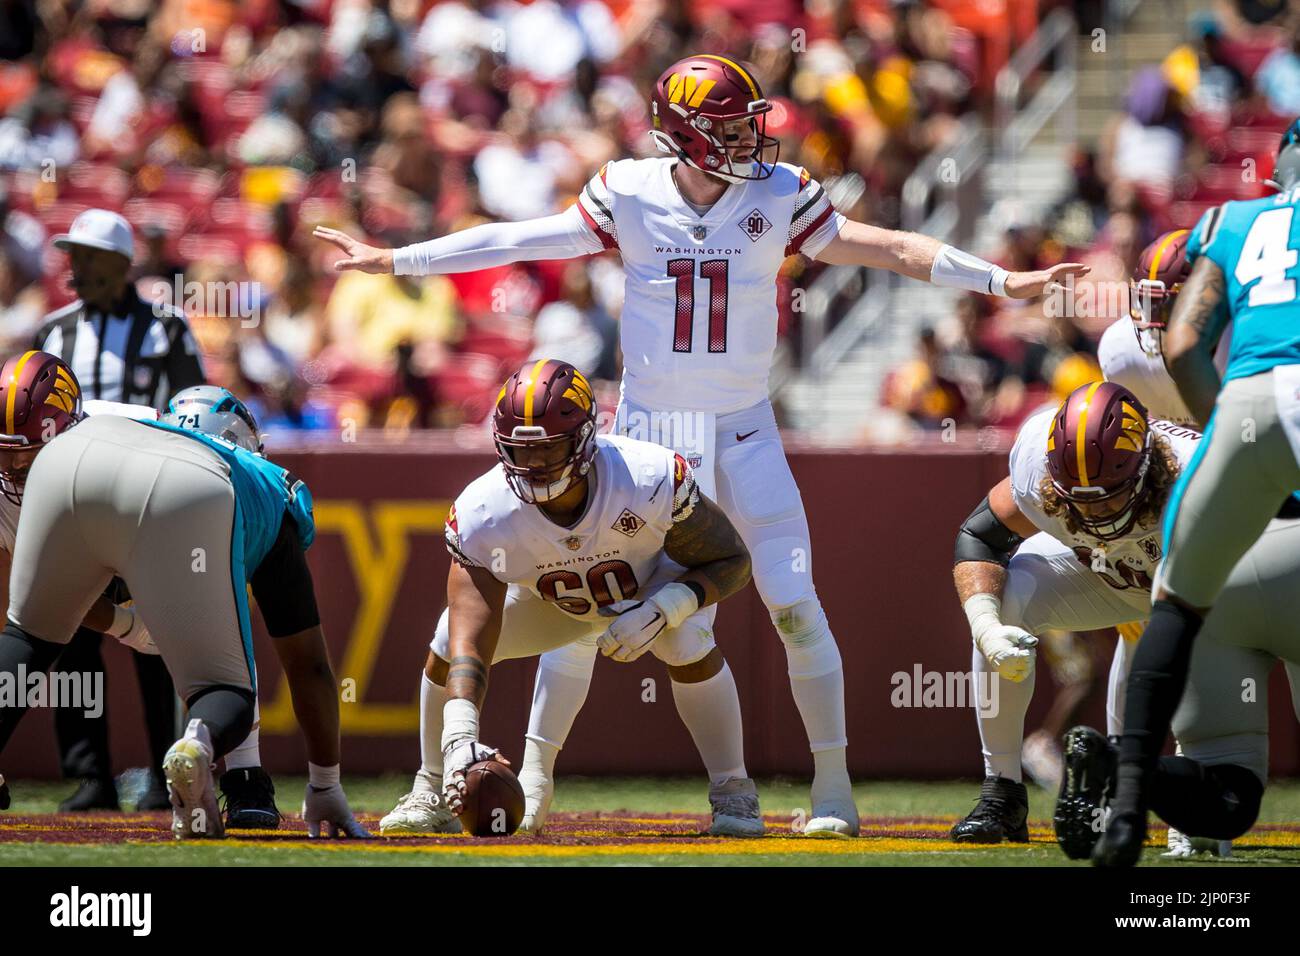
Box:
(577, 158), (844, 414)
(0, 400), (158, 552)
(444, 434), (700, 623)
(1098, 316), (1232, 427)
(1008, 406), (1201, 596)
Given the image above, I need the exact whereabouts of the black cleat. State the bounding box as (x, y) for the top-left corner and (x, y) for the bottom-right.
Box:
(950, 775), (1029, 843)
(1054, 726), (1116, 859)
(0, 773), (10, 811)
(220, 767), (282, 829)
(59, 777), (120, 812)
(1092, 810), (1147, 867)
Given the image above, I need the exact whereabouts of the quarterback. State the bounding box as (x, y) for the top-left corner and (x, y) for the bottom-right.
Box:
(317, 54), (1087, 835)
(382, 360), (765, 836)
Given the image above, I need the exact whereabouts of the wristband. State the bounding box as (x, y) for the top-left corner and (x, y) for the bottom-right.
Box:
(308, 762), (340, 788)
(931, 243), (1010, 296)
(962, 592), (1003, 644)
(649, 582), (701, 630)
(441, 698), (480, 754)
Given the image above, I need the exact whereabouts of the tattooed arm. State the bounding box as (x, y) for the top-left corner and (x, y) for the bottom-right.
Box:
(663, 492), (752, 609)
(1164, 256), (1230, 428)
(443, 560), (507, 707)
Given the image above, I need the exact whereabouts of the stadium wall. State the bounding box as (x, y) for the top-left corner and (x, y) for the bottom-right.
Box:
(7, 439), (1298, 779)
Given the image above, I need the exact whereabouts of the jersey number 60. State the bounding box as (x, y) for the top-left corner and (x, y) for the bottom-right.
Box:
(537, 560), (640, 616)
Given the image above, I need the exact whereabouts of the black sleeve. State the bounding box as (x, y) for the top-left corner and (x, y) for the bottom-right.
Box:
(954, 495), (1024, 567)
(250, 514), (321, 638)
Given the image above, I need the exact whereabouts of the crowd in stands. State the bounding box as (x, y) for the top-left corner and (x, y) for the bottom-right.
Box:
(884, 0), (1300, 437)
(1, 0), (1039, 437)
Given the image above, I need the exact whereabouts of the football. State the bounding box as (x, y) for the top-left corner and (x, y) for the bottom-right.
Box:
(458, 759), (526, 837)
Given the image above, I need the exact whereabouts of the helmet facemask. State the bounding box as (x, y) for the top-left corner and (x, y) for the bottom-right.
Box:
(495, 423), (595, 505)
(1055, 430), (1153, 541)
(651, 99), (779, 184)
(1130, 278), (1179, 357)
(0, 442), (40, 506)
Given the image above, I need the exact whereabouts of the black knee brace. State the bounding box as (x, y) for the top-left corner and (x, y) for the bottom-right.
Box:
(1151, 757), (1263, 841)
(185, 685), (257, 759)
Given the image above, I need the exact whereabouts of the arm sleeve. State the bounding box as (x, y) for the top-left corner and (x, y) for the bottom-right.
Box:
(787, 169), (845, 257)
(393, 205), (606, 276)
(670, 453), (700, 523)
(250, 514), (321, 638)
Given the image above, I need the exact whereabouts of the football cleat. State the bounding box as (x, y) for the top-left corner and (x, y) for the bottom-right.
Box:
(1054, 726), (1116, 859)
(708, 777), (766, 837)
(59, 777), (120, 812)
(951, 775), (1029, 843)
(1092, 810), (1146, 867)
(1021, 729), (1065, 792)
(517, 767), (554, 836)
(805, 792), (861, 838)
(1162, 827), (1232, 859)
(163, 719), (223, 840)
(220, 767), (282, 829)
(379, 787), (461, 836)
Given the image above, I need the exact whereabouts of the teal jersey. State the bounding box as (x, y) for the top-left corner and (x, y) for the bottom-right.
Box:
(1186, 188), (1300, 382)
(137, 419), (315, 572)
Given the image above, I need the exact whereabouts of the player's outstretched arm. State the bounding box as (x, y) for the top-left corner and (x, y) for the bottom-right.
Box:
(314, 205), (605, 277)
(815, 220), (1089, 299)
(953, 478), (1039, 683)
(1163, 256), (1229, 428)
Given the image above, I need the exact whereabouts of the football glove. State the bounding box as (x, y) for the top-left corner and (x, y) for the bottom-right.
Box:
(302, 783), (371, 838)
(442, 740), (506, 815)
(964, 593), (1037, 683)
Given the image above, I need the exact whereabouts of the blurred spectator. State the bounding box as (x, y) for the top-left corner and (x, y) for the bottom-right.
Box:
(884, 326), (968, 428)
(529, 261), (618, 382)
(0, 83), (78, 170)
(0, 248), (45, 352)
(0, 178), (44, 285)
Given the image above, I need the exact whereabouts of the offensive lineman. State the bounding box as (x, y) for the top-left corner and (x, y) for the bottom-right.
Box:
(1096, 119), (1300, 866)
(317, 53), (1088, 836)
(383, 360), (764, 836)
(0, 373), (367, 840)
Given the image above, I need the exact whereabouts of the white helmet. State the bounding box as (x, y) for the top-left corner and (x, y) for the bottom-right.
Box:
(162, 386), (263, 454)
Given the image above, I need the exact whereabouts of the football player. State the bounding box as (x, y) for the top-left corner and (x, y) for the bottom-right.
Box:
(0, 370), (366, 840)
(381, 360), (763, 837)
(1097, 119), (1300, 865)
(950, 381), (1198, 844)
(317, 54), (1088, 836)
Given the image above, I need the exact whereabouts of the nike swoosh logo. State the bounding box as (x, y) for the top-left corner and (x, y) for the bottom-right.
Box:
(736, 430), (759, 442)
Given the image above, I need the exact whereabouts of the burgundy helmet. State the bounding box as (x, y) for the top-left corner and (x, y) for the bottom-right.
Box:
(649, 54), (778, 183)
(0, 350), (84, 504)
(1045, 381), (1153, 541)
(493, 359), (597, 504)
(1130, 229), (1192, 356)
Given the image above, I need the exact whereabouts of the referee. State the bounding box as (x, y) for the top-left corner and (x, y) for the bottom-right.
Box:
(33, 208), (205, 810)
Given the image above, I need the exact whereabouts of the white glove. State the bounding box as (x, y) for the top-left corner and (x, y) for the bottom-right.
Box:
(964, 593), (1038, 683)
(597, 583), (698, 663)
(110, 606), (160, 656)
(302, 782), (371, 838)
(442, 740), (504, 814)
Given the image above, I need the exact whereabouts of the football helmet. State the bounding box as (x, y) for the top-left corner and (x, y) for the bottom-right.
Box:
(1268, 116), (1300, 192)
(162, 385), (263, 454)
(493, 359), (596, 504)
(1130, 229), (1191, 357)
(0, 350), (84, 505)
(649, 54), (778, 184)
(1045, 381), (1153, 541)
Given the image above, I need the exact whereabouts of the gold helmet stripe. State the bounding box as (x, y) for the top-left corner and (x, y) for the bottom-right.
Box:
(5, 350), (38, 436)
(1075, 380), (1104, 487)
(1148, 229), (1189, 282)
(522, 357), (550, 427)
(693, 54), (759, 99)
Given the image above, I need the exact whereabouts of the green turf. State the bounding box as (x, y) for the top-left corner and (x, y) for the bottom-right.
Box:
(3, 776), (1298, 866)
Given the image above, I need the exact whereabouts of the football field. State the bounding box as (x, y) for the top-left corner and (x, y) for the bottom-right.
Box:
(3, 776), (1299, 867)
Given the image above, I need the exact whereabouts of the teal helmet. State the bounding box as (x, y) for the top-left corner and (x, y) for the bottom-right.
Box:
(162, 385), (263, 454)
(1268, 117), (1300, 192)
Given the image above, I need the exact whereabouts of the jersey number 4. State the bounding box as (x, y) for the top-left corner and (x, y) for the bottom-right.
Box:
(668, 258), (729, 353)
(1236, 207), (1299, 306)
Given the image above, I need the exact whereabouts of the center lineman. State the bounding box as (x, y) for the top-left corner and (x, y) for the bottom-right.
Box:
(0, 387), (368, 839)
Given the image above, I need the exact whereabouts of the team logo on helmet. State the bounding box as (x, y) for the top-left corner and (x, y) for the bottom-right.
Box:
(493, 359), (598, 505)
(0, 351), (84, 505)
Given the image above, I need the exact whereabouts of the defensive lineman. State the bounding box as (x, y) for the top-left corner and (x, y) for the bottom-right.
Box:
(317, 53), (1087, 836)
(382, 360), (763, 836)
(1096, 118), (1300, 866)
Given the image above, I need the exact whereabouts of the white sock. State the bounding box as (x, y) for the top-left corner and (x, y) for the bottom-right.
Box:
(973, 645), (1033, 782)
(779, 603), (851, 805)
(1106, 633), (1137, 736)
(525, 638), (597, 750)
(671, 662), (747, 786)
(223, 699), (261, 771)
(416, 671), (447, 792)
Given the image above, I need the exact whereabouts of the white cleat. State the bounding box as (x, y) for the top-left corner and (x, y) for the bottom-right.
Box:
(1162, 827), (1232, 859)
(708, 777), (766, 837)
(517, 770), (554, 836)
(163, 718), (223, 840)
(379, 789), (461, 835)
(804, 794), (860, 839)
